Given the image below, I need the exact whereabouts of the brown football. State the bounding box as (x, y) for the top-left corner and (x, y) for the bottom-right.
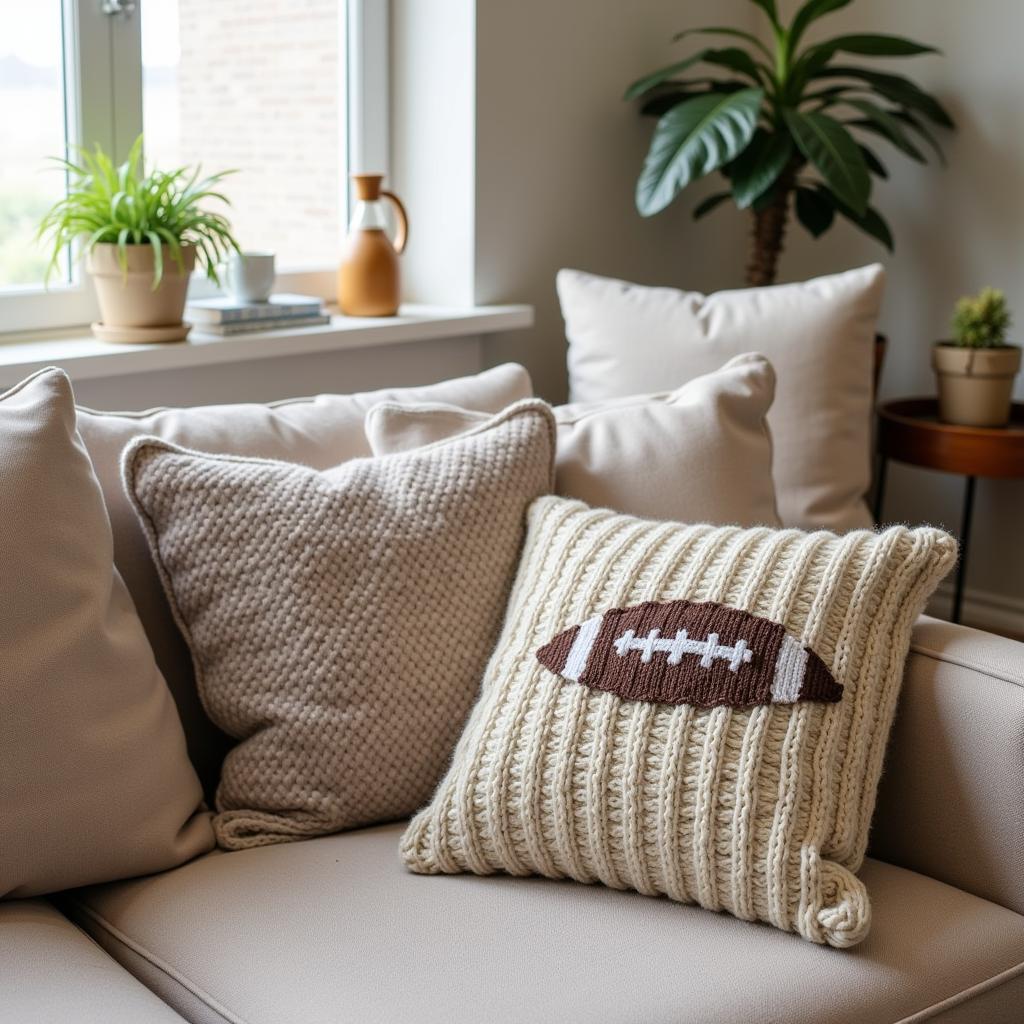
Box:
(536, 598), (841, 709)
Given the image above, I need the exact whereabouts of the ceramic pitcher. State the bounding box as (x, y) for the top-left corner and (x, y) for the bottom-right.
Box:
(338, 173), (408, 317)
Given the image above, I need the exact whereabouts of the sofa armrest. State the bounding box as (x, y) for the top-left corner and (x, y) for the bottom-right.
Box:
(870, 615), (1024, 915)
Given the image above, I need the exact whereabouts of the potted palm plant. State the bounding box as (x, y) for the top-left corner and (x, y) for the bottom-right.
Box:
(626, 0), (955, 285)
(39, 135), (239, 343)
(934, 288), (1019, 427)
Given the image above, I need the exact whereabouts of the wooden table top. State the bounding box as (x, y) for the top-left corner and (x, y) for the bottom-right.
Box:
(877, 398), (1024, 478)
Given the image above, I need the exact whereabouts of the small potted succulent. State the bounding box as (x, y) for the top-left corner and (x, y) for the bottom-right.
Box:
(933, 288), (1019, 427)
(38, 135), (239, 344)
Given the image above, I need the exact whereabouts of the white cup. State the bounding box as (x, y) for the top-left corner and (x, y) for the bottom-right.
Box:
(226, 251), (275, 303)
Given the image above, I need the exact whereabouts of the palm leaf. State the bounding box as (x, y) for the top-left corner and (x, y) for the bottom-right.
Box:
(692, 191), (732, 219)
(673, 26), (773, 60)
(812, 66), (954, 127)
(794, 186), (836, 236)
(842, 98), (926, 161)
(789, 0), (853, 52)
(859, 144), (888, 178)
(640, 82), (746, 118)
(748, 0), (780, 27)
(728, 130), (795, 208)
(892, 109), (947, 164)
(624, 51), (716, 100)
(783, 107), (870, 215)
(636, 88), (764, 216)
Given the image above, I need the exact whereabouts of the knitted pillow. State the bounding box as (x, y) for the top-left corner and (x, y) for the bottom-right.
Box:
(367, 354), (780, 528)
(123, 400), (555, 850)
(78, 363), (533, 792)
(402, 497), (957, 948)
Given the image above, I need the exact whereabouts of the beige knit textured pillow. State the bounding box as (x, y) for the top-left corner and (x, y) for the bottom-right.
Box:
(124, 400), (555, 850)
(402, 497), (956, 948)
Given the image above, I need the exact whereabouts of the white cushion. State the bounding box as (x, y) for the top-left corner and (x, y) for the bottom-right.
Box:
(367, 354), (780, 527)
(557, 266), (885, 531)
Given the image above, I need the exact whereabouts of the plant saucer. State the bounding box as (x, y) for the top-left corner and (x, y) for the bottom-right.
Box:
(91, 322), (191, 345)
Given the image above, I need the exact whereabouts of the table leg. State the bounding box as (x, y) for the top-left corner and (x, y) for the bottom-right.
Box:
(951, 475), (976, 625)
(873, 457), (888, 525)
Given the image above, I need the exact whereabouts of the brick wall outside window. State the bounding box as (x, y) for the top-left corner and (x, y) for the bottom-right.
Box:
(145, 0), (344, 270)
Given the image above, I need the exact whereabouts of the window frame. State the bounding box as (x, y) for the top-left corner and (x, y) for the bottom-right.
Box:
(0, 0), (385, 337)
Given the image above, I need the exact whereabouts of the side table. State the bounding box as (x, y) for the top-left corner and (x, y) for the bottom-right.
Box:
(875, 398), (1024, 624)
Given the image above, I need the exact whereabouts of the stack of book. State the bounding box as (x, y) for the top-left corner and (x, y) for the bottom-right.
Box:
(186, 294), (330, 336)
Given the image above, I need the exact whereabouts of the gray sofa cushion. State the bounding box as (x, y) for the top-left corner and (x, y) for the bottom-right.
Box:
(69, 823), (1024, 1024)
(0, 899), (187, 1022)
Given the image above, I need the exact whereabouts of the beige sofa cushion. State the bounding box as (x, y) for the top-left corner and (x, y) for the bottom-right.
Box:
(558, 265), (885, 531)
(0, 900), (188, 1023)
(368, 354), (780, 527)
(69, 823), (1024, 1024)
(403, 497), (955, 947)
(76, 363), (533, 789)
(123, 401), (555, 849)
(0, 369), (212, 899)
(871, 616), (1024, 917)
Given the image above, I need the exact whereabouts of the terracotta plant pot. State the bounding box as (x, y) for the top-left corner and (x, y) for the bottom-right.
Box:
(932, 342), (1022, 427)
(86, 242), (196, 341)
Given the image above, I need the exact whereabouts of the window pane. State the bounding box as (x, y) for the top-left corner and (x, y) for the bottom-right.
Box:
(0, 3), (70, 289)
(142, 1), (344, 271)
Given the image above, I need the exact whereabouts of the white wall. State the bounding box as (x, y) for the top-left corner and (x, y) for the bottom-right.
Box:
(394, 0), (1024, 629)
(772, 0), (1024, 627)
(393, 0), (751, 402)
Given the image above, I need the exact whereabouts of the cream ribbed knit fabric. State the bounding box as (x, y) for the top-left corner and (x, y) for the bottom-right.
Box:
(124, 401), (555, 850)
(401, 497), (957, 948)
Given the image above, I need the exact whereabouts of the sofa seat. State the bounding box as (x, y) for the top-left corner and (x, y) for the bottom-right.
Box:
(67, 823), (1024, 1024)
(0, 898), (188, 1022)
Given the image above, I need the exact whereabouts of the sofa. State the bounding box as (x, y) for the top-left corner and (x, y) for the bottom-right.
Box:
(3, 362), (1024, 1024)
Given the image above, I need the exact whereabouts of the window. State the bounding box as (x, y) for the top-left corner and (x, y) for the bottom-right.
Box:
(0, 0), (386, 335)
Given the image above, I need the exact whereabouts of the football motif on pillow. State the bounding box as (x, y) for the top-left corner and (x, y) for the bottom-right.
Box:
(537, 599), (842, 708)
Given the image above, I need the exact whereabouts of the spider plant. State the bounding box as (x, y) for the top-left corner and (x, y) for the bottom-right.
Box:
(626, 0), (955, 286)
(38, 135), (239, 289)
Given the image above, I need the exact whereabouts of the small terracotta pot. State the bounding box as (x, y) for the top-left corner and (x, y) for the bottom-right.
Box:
(932, 342), (1021, 427)
(86, 242), (196, 334)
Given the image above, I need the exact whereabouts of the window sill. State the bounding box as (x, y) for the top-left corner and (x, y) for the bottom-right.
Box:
(0, 304), (533, 383)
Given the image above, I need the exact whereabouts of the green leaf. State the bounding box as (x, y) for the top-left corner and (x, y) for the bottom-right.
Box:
(624, 51), (713, 100)
(789, 0), (853, 52)
(700, 47), (765, 84)
(729, 131), (794, 208)
(892, 109), (947, 164)
(811, 33), (938, 58)
(748, 0), (780, 27)
(859, 144), (889, 178)
(792, 34), (939, 90)
(636, 88), (764, 216)
(640, 82), (746, 117)
(624, 47), (765, 101)
(673, 26), (773, 60)
(795, 186), (836, 236)
(783, 108), (870, 215)
(842, 98), (925, 161)
(36, 132), (239, 287)
(692, 192), (732, 219)
(836, 200), (894, 250)
(812, 66), (954, 127)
